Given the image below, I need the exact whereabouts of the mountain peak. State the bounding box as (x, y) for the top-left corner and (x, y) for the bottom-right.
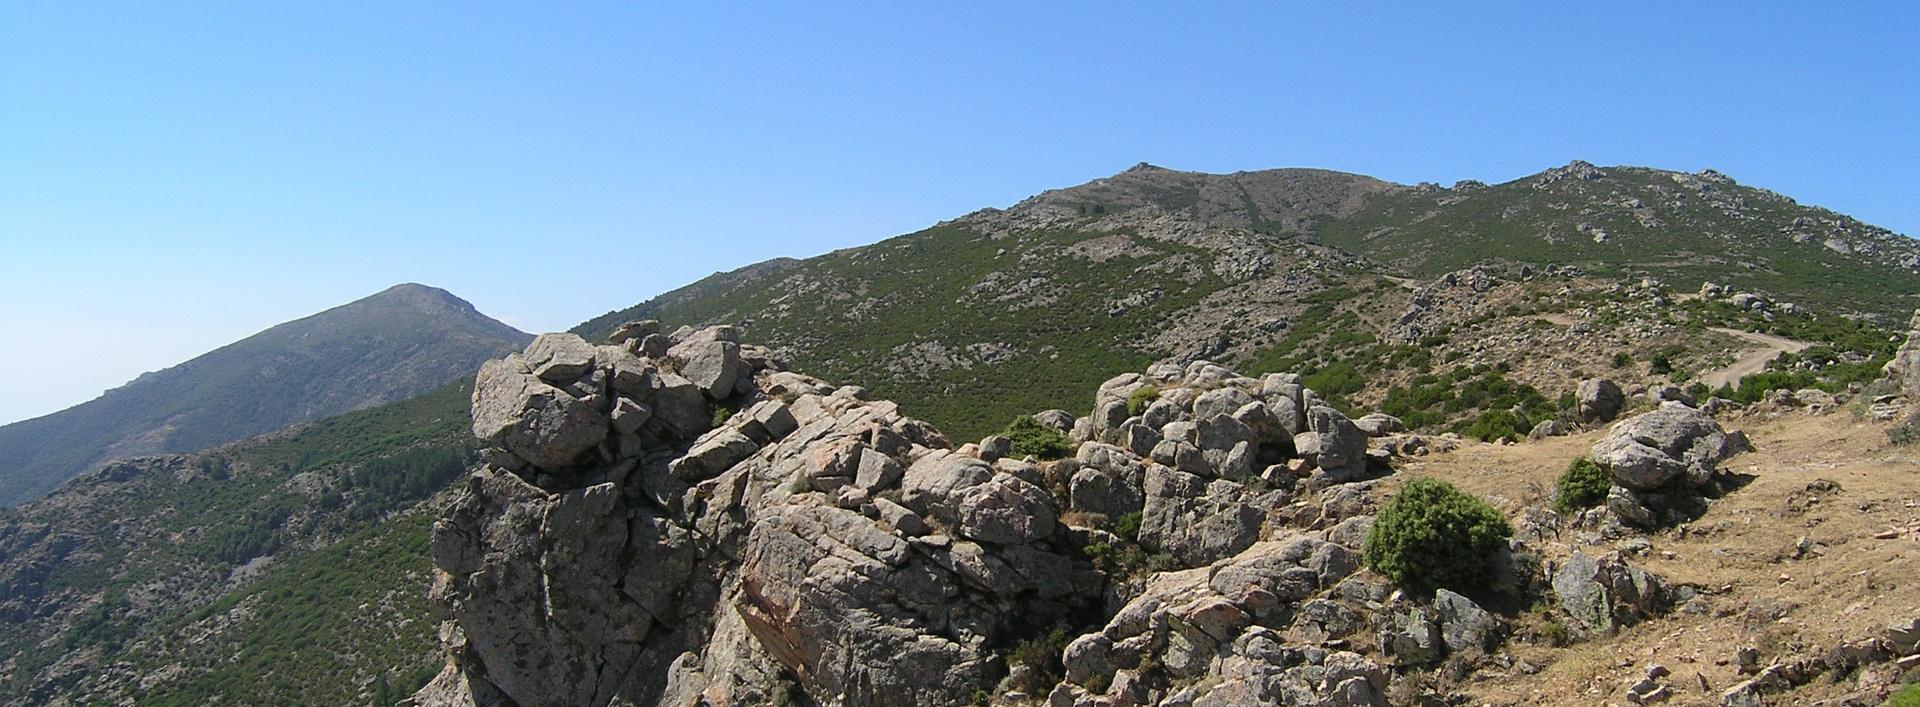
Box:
(1120, 161), (1171, 175)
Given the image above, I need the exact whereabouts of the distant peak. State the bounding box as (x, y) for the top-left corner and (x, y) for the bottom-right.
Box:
(1121, 162), (1171, 175)
(360, 282), (475, 311)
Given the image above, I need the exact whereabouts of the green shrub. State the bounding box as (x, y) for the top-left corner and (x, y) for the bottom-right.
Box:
(1006, 628), (1073, 693)
(1113, 511), (1143, 541)
(1458, 409), (1531, 443)
(1890, 683), (1920, 707)
(1363, 478), (1513, 593)
(1648, 353), (1674, 375)
(1126, 386), (1160, 417)
(1551, 458), (1611, 514)
(1002, 416), (1074, 460)
(711, 404), (737, 428)
(1611, 352), (1633, 369)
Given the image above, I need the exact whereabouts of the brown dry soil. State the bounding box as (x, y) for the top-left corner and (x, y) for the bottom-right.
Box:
(1391, 405), (1920, 705)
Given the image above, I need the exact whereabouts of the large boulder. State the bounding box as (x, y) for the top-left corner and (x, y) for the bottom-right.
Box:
(1299, 406), (1369, 481)
(1577, 378), (1626, 423)
(1590, 403), (1748, 490)
(1552, 551), (1666, 635)
(471, 356), (609, 468)
(1138, 466), (1264, 566)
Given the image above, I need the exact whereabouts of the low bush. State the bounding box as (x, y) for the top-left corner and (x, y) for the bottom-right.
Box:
(1126, 386), (1160, 417)
(1363, 478), (1513, 593)
(1002, 416), (1074, 460)
(1551, 458), (1610, 514)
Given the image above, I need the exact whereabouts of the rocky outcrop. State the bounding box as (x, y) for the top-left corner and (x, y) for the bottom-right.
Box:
(424, 326), (1102, 707)
(1881, 309), (1920, 400)
(1590, 403), (1749, 527)
(1551, 551), (1667, 635)
(417, 339), (1441, 707)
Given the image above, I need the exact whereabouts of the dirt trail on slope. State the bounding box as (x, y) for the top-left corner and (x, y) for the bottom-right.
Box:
(1392, 409), (1920, 706)
(1700, 328), (1813, 391)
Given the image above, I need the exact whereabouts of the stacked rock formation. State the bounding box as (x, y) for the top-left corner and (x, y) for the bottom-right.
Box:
(412, 331), (1539, 707)
(1589, 402), (1751, 527)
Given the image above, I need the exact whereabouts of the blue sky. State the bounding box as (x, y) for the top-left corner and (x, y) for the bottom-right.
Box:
(1, 2), (1915, 424)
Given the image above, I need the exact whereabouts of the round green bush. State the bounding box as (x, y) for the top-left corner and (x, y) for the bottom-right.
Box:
(1551, 458), (1610, 514)
(1002, 416), (1074, 460)
(1363, 478), (1513, 593)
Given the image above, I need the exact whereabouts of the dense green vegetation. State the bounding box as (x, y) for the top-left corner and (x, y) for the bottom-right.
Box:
(1002, 415), (1074, 460)
(1126, 386), (1160, 416)
(1315, 166), (1920, 323)
(1552, 459), (1611, 514)
(0, 380), (474, 704)
(577, 223), (1238, 441)
(1373, 364), (1557, 440)
(1363, 478), (1513, 594)
(137, 513), (442, 706)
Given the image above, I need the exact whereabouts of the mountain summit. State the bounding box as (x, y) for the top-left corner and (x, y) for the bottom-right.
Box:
(0, 283), (532, 505)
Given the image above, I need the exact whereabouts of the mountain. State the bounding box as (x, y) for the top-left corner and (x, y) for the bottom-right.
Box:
(0, 283), (532, 506)
(0, 381), (473, 704)
(6, 161), (1919, 705)
(576, 161), (1918, 442)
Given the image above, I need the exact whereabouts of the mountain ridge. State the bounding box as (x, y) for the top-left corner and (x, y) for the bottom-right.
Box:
(0, 283), (531, 506)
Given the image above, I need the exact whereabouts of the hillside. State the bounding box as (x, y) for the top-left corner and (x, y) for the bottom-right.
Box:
(0, 283), (531, 506)
(0, 380), (473, 704)
(577, 162), (1918, 442)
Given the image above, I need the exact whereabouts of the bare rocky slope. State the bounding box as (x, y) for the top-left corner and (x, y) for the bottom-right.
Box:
(0, 283), (532, 506)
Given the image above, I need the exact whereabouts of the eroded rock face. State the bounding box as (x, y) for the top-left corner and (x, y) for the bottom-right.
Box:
(423, 326), (1103, 707)
(421, 338), (1430, 707)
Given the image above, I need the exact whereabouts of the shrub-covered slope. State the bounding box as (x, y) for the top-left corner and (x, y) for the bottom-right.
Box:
(578, 162), (1919, 442)
(0, 381), (473, 705)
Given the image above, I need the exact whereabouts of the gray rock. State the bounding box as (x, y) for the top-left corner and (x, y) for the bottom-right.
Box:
(606, 319), (659, 344)
(1528, 419), (1567, 440)
(1138, 466), (1263, 566)
(673, 340), (746, 399)
(1070, 467), (1144, 520)
(524, 333), (598, 383)
(955, 474), (1056, 544)
(1433, 589), (1500, 652)
(1032, 409), (1076, 433)
(874, 497), (928, 536)
(1193, 387), (1256, 421)
(978, 435), (1012, 462)
(1553, 551), (1666, 635)
(1578, 378), (1626, 423)
(1591, 403), (1748, 490)
(471, 357), (609, 469)
(1376, 606), (1443, 665)
(1353, 414), (1405, 437)
(1303, 406), (1369, 481)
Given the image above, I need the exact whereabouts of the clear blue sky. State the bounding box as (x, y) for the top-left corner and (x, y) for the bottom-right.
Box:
(2, 3), (1915, 425)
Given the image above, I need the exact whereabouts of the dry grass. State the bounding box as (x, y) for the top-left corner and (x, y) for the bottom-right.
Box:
(1386, 407), (1920, 705)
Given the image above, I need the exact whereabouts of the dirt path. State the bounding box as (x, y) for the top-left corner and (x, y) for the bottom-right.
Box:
(1699, 327), (1812, 391)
